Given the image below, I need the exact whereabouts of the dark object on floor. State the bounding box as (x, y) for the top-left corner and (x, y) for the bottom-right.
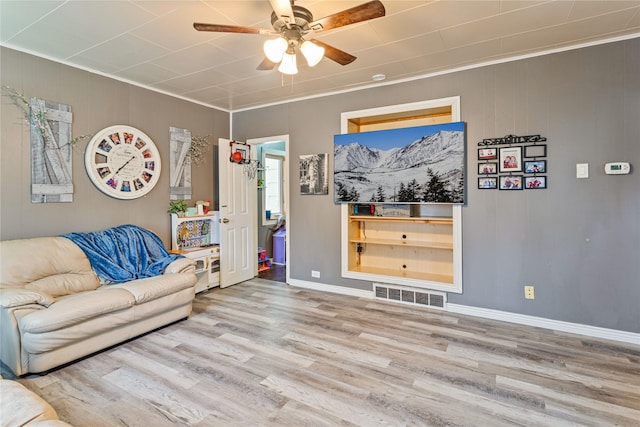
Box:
(259, 264), (285, 282)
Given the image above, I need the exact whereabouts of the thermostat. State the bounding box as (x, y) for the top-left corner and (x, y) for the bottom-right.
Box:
(604, 162), (631, 175)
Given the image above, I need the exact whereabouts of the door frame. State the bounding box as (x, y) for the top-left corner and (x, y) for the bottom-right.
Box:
(247, 134), (290, 284)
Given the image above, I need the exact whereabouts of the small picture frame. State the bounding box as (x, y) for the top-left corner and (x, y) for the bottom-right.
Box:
(499, 146), (523, 173)
(478, 162), (497, 175)
(524, 160), (546, 174)
(478, 177), (497, 189)
(499, 175), (523, 190)
(524, 144), (547, 158)
(478, 148), (497, 160)
(525, 176), (547, 189)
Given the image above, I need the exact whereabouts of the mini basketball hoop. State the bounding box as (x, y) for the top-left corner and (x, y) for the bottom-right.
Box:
(229, 140), (250, 164)
(229, 141), (260, 179)
(243, 160), (259, 179)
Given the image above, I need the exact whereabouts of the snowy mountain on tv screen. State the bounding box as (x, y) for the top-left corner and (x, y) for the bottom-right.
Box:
(333, 122), (465, 204)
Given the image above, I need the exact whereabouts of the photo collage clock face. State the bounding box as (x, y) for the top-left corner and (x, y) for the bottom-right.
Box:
(85, 125), (161, 199)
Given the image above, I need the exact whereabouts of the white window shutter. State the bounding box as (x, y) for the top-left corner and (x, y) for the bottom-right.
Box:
(169, 126), (192, 200)
(29, 98), (74, 203)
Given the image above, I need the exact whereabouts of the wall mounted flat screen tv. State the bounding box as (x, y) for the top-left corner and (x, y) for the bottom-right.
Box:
(334, 122), (466, 204)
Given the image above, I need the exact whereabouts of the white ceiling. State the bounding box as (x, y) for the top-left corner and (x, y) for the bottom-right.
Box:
(2, 1), (639, 112)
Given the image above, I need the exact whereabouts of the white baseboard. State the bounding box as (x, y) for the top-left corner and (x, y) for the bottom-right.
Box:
(287, 278), (372, 299)
(286, 279), (639, 346)
(447, 303), (640, 346)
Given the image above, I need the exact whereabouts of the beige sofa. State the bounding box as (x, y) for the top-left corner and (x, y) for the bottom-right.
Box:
(0, 374), (72, 426)
(0, 235), (197, 376)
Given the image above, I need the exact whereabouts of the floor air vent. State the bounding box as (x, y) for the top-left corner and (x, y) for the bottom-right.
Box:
(388, 288), (401, 301)
(374, 284), (446, 310)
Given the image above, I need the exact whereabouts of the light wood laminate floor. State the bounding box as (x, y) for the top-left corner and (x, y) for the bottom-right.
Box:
(15, 279), (640, 426)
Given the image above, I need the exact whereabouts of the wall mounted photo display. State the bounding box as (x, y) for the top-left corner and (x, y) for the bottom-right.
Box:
(499, 175), (523, 190)
(478, 148), (497, 160)
(525, 176), (546, 189)
(478, 177), (497, 189)
(524, 144), (547, 158)
(300, 153), (329, 195)
(478, 162), (497, 174)
(499, 146), (523, 173)
(524, 160), (546, 174)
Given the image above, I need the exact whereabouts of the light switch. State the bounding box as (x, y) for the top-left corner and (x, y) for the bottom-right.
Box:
(576, 163), (589, 179)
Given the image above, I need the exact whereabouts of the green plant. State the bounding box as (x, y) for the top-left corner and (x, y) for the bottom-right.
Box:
(168, 200), (188, 215)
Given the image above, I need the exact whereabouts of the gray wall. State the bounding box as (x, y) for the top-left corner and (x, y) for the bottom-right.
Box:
(0, 47), (229, 246)
(232, 39), (640, 333)
(2, 40), (638, 333)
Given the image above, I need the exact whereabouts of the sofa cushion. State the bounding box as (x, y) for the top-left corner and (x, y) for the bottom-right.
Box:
(18, 289), (135, 334)
(0, 237), (100, 297)
(106, 273), (196, 305)
(26, 273), (100, 298)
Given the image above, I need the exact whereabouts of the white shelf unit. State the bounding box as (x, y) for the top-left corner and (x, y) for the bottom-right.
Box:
(170, 213), (220, 293)
(170, 212), (219, 251)
(341, 203), (462, 293)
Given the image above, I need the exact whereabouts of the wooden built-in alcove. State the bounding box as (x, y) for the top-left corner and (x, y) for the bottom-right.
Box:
(340, 97), (463, 294)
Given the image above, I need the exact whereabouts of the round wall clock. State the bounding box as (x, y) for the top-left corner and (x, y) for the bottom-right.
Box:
(84, 125), (161, 200)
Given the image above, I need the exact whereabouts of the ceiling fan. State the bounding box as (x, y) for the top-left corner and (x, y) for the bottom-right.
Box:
(193, 0), (385, 75)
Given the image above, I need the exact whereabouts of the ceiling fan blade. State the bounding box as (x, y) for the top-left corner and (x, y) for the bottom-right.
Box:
(193, 23), (273, 35)
(269, 0), (295, 27)
(310, 39), (356, 66)
(257, 57), (277, 71)
(308, 0), (385, 33)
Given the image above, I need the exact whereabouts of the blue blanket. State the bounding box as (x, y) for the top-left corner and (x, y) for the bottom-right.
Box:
(63, 224), (182, 284)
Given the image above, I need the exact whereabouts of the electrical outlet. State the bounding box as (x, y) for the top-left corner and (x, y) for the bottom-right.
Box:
(524, 286), (535, 299)
(311, 270), (320, 278)
(576, 163), (589, 178)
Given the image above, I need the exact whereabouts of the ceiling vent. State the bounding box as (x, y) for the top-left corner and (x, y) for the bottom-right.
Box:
(374, 283), (446, 310)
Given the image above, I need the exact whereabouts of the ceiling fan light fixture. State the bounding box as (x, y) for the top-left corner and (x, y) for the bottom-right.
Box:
(300, 40), (324, 67)
(264, 37), (288, 62)
(278, 50), (298, 75)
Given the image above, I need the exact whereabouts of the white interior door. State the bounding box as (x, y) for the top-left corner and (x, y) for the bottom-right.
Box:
(218, 139), (255, 288)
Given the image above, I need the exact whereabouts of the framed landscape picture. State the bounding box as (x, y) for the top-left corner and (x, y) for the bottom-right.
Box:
(300, 153), (329, 195)
(334, 122), (466, 204)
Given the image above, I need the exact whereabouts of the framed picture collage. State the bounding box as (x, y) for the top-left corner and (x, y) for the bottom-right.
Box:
(477, 134), (547, 190)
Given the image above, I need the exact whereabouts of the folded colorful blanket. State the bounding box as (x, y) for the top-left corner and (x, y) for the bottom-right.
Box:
(63, 224), (182, 284)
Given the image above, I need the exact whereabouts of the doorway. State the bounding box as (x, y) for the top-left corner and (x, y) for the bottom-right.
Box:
(248, 135), (289, 283)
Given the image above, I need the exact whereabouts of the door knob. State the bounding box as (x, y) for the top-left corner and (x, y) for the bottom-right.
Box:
(221, 218), (230, 224)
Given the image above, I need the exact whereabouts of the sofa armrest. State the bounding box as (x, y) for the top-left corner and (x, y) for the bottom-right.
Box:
(0, 379), (73, 426)
(163, 258), (196, 275)
(0, 288), (55, 308)
(0, 304), (43, 376)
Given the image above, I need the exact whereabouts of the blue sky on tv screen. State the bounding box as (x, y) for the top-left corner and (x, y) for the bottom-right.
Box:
(334, 121), (465, 150)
